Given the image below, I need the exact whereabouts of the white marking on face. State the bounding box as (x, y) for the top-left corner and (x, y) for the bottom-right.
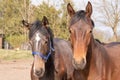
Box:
(34, 33), (41, 50)
(35, 33), (41, 41)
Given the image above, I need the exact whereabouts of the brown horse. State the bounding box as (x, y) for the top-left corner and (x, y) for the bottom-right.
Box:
(67, 1), (120, 80)
(22, 16), (75, 80)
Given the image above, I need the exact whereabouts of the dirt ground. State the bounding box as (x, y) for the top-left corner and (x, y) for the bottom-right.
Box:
(0, 59), (33, 80)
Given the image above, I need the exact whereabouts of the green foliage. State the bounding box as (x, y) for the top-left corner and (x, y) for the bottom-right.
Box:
(0, 0), (30, 48)
(59, 0), (73, 39)
(33, 1), (62, 38)
(0, 0), (27, 36)
(6, 35), (28, 48)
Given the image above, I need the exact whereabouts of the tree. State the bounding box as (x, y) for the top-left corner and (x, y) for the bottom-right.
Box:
(94, 0), (120, 41)
(0, 0), (32, 48)
(33, 1), (61, 38)
(59, 0), (73, 39)
(0, 0), (32, 35)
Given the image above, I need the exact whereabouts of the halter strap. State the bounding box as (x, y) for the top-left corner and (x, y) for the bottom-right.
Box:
(32, 51), (51, 60)
(32, 41), (54, 61)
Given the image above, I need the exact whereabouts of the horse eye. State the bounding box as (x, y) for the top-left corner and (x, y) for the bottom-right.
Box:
(90, 30), (92, 33)
(69, 30), (71, 33)
(69, 27), (74, 33)
(45, 41), (48, 44)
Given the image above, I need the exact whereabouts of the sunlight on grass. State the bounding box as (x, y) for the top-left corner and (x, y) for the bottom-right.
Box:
(0, 49), (32, 60)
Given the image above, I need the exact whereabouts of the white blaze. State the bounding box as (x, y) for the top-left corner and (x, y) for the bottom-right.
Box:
(35, 33), (41, 49)
(35, 33), (41, 41)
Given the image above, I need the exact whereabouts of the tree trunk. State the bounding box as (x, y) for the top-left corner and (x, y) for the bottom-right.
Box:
(110, 29), (118, 42)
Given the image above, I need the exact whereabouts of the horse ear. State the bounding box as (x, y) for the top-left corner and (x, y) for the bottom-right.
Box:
(42, 16), (49, 27)
(22, 20), (30, 29)
(85, 1), (92, 18)
(67, 3), (75, 17)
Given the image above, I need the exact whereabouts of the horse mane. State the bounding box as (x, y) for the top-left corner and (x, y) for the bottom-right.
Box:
(44, 53), (55, 79)
(43, 25), (55, 79)
(70, 10), (94, 27)
(46, 27), (54, 49)
(105, 42), (120, 47)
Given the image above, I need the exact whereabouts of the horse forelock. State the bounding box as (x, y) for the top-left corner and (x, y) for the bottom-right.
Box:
(29, 20), (49, 40)
(70, 10), (94, 27)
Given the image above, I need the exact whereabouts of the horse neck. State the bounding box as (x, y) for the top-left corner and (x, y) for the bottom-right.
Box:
(83, 37), (94, 74)
(87, 36), (95, 61)
(87, 36), (106, 73)
(90, 36), (106, 59)
(87, 36), (102, 62)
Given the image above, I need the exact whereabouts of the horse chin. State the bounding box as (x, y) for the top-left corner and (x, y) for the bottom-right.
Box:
(73, 63), (85, 70)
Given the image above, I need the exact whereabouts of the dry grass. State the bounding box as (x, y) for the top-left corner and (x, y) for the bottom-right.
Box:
(0, 49), (32, 60)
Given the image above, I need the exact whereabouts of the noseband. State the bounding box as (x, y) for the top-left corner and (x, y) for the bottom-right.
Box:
(32, 41), (54, 61)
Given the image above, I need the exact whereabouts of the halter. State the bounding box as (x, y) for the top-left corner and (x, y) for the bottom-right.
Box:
(32, 41), (54, 61)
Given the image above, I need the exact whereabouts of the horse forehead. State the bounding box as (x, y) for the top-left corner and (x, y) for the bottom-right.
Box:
(70, 20), (91, 31)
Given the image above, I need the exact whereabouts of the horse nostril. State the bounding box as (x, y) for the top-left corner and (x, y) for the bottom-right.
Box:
(72, 59), (76, 65)
(81, 58), (86, 65)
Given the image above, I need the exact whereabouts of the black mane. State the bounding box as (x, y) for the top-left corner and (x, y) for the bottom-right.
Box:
(70, 10), (94, 27)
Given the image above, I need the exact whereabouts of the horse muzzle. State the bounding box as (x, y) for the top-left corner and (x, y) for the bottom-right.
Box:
(33, 55), (45, 78)
(34, 68), (45, 78)
(72, 58), (86, 70)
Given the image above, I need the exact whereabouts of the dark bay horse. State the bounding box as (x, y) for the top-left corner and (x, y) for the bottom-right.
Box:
(67, 1), (120, 80)
(22, 16), (75, 80)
